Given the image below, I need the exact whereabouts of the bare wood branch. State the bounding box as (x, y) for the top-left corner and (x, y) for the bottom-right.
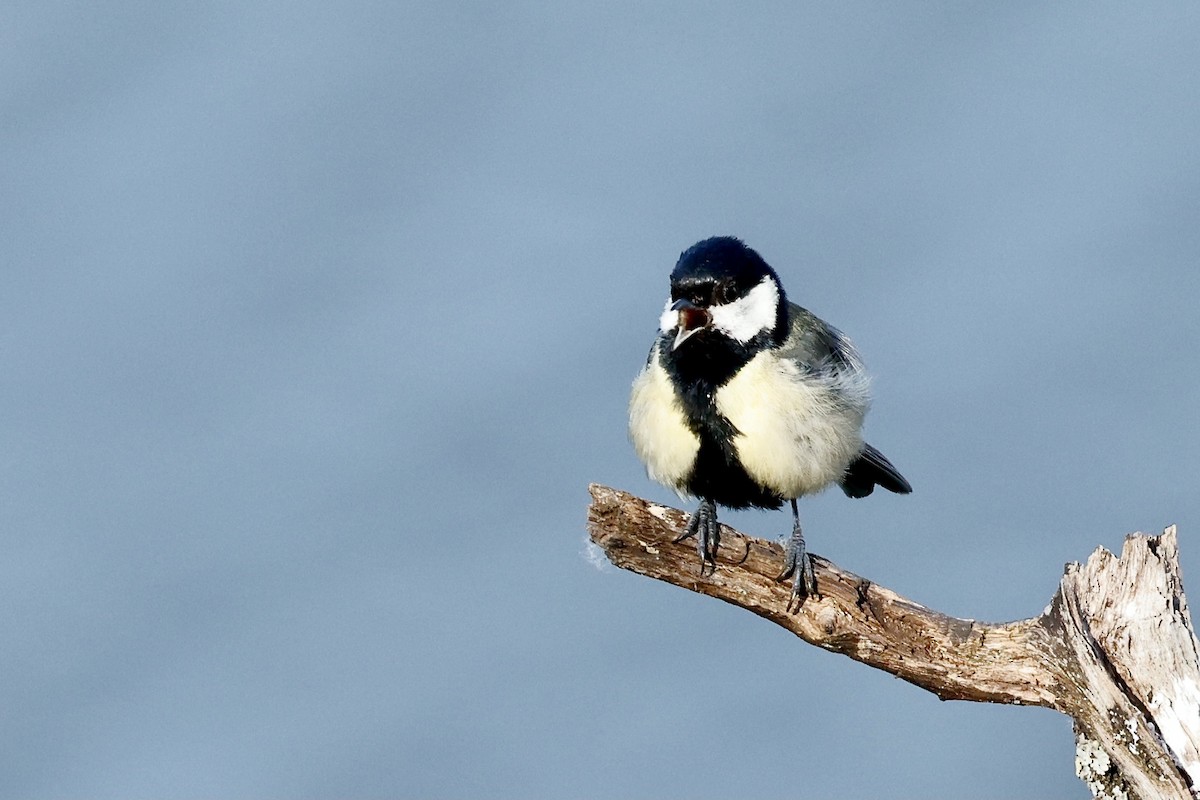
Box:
(587, 484), (1200, 799)
(588, 484), (1061, 705)
(1058, 530), (1200, 799)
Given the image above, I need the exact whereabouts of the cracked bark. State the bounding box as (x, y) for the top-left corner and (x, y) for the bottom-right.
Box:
(587, 484), (1200, 799)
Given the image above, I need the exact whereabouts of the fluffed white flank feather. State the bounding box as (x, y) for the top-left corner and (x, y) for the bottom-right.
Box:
(628, 347), (699, 492)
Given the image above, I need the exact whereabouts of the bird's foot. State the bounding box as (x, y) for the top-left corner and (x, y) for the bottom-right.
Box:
(776, 521), (818, 611)
(673, 498), (719, 576)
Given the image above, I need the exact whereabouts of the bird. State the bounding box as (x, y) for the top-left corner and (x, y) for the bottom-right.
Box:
(628, 236), (911, 604)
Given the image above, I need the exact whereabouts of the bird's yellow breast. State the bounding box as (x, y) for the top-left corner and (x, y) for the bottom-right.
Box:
(628, 349), (699, 491)
(715, 352), (864, 498)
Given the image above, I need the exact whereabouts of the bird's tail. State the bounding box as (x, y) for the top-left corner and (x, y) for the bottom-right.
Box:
(840, 443), (912, 498)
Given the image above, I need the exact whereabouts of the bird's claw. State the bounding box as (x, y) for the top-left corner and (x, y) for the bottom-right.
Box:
(776, 521), (818, 611)
(674, 498), (719, 576)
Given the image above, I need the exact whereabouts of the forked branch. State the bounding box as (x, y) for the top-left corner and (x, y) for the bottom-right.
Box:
(586, 484), (1200, 799)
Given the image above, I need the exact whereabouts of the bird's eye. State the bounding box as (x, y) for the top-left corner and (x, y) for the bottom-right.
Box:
(714, 280), (737, 305)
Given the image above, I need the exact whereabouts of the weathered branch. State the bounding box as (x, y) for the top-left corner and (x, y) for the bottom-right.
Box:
(587, 484), (1200, 799)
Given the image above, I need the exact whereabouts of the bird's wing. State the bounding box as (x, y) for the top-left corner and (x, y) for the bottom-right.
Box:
(779, 303), (870, 406)
(780, 305), (912, 497)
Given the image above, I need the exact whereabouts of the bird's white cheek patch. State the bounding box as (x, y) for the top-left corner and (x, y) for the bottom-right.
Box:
(629, 351), (699, 490)
(716, 353), (864, 498)
(710, 278), (779, 343)
(658, 299), (678, 333)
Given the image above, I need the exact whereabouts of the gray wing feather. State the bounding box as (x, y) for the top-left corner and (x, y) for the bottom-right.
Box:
(779, 303), (871, 409)
(781, 304), (912, 497)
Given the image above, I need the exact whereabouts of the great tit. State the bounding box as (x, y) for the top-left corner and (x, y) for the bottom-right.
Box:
(628, 236), (911, 602)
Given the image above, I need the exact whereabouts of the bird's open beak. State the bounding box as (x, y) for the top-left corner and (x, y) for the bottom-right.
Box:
(671, 299), (712, 350)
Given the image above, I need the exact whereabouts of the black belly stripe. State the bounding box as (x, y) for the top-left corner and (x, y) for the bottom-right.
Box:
(655, 294), (798, 511)
(665, 343), (783, 511)
(686, 433), (783, 510)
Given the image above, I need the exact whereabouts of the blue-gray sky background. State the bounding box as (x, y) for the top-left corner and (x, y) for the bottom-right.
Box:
(5, 3), (1200, 797)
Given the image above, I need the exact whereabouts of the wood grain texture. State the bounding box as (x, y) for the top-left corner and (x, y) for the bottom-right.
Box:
(587, 484), (1200, 799)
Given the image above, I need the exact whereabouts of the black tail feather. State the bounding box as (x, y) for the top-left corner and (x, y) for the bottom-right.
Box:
(840, 443), (912, 499)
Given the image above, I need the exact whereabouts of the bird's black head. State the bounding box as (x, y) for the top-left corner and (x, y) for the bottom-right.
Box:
(660, 237), (789, 356)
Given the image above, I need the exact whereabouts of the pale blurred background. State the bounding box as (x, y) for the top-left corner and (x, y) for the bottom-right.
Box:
(5, 3), (1200, 797)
